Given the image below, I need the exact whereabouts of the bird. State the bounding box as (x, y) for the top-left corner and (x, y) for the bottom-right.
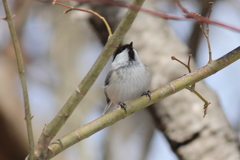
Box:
(103, 42), (151, 114)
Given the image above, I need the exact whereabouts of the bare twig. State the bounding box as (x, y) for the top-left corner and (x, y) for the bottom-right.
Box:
(192, 2), (215, 116)
(177, 0), (214, 62)
(187, 86), (211, 118)
(203, 2), (214, 63)
(38, 0), (240, 32)
(199, 21), (213, 62)
(2, 0), (34, 159)
(207, 2), (214, 30)
(52, 0), (112, 36)
(187, 0), (214, 58)
(171, 55), (192, 73)
(187, 54), (196, 89)
(34, 0), (146, 159)
(174, 1), (217, 116)
(48, 46), (240, 157)
(187, 54), (192, 72)
(172, 54), (211, 117)
(175, 0), (189, 14)
(174, 0), (240, 32)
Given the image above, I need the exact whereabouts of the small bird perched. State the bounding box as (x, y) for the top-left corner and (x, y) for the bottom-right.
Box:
(103, 42), (151, 114)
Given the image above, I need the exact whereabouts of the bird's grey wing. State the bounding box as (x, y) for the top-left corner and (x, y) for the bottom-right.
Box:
(104, 70), (113, 86)
(104, 89), (110, 104)
(104, 70), (113, 104)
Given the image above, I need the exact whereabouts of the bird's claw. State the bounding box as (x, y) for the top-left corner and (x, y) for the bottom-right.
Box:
(119, 102), (126, 113)
(141, 90), (151, 100)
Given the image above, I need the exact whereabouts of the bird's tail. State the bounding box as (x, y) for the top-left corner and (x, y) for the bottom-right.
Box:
(102, 102), (115, 115)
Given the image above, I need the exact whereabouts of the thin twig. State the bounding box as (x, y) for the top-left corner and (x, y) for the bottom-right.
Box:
(187, 86), (211, 117)
(52, 0), (112, 36)
(206, 2), (214, 62)
(38, 0), (240, 32)
(172, 54), (212, 116)
(175, 1), (215, 116)
(175, 0), (189, 14)
(173, 0), (240, 32)
(199, 22), (212, 62)
(171, 55), (191, 73)
(206, 30), (212, 63)
(34, 0), (146, 159)
(2, 0), (34, 159)
(48, 46), (240, 157)
(199, 2), (214, 63)
(177, 0), (214, 62)
(187, 54), (192, 73)
(207, 2), (214, 31)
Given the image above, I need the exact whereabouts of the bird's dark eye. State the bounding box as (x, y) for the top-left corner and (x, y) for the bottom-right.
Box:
(128, 49), (135, 61)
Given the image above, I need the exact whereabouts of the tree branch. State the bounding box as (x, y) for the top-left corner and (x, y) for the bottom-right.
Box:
(48, 46), (240, 158)
(37, 0), (240, 32)
(34, 0), (146, 159)
(2, 0), (34, 159)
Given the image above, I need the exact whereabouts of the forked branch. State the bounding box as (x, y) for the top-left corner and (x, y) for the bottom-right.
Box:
(172, 55), (210, 117)
(172, 1), (216, 117)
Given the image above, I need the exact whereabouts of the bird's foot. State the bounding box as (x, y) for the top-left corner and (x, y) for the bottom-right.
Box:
(119, 102), (126, 113)
(141, 90), (151, 100)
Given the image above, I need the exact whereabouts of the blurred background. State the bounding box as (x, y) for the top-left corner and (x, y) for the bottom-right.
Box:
(0, 0), (240, 160)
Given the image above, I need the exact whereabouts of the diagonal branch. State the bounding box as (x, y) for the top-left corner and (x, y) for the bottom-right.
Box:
(34, 0), (146, 159)
(48, 46), (240, 158)
(2, 0), (34, 159)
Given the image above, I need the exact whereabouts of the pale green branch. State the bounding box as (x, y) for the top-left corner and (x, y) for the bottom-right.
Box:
(48, 46), (240, 158)
(34, 0), (146, 159)
(2, 0), (34, 159)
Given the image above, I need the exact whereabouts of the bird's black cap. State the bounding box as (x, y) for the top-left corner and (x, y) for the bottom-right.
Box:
(113, 42), (134, 61)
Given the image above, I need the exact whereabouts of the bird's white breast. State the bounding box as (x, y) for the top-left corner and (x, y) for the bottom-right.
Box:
(105, 63), (151, 105)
